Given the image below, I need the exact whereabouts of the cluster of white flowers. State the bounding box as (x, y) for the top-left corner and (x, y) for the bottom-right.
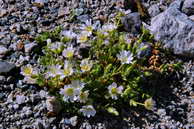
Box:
(46, 61), (74, 79)
(59, 80), (87, 103)
(117, 50), (133, 64)
(20, 64), (39, 84)
(59, 80), (96, 117)
(108, 82), (123, 100)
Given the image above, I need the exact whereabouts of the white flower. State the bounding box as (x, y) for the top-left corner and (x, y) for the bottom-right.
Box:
(46, 65), (62, 78)
(77, 31), (89, 43)
(47, 38), (52, 45)
(108, 82), (123, 100)
(117, 50), (133, 64)
(59, 61), (74, 79)
(48, 42), (64, 53)
(59, 80), (85, 102)
(124, 34), (132, 44)
(102, 24), (117, 31)
(20, 64), (38, 77)
(78, 90), (89, 103)
(80, 19), (94, 36)
(144, 98), (156, 111)
(79, 105), (96, 118)
(62, 45), (75, 58)
(80, 58), (93, 72)
(61, 30), (77, 40)
(59, 85), (79, 102)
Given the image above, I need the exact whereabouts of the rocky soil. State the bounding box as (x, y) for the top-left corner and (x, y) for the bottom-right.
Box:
(0, 0), (194, 129)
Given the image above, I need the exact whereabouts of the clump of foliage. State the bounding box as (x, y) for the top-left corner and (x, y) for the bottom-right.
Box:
(21, 19), (182, 117)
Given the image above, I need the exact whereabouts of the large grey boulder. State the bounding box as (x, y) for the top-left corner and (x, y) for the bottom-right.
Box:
(149, 0), (194, 57)
(182, 0), (194, 16)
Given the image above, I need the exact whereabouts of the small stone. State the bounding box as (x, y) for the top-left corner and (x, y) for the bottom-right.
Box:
(13, 104), (19, 110)
(0, 61), (16, 75)
(189, 15), (194, 21)
(24, 42), (37, 53)
(0, 46), (9, 57)
(0, 93), (5, 100)
(0, 9), (7, 17)
(0, 76), (6, 83)
(33, 0), (47, 8)
(77, 15), (91, 23)
(46, 96), (62, 116)
(39, 90), (48, 99)
(33, 119), (44, 129)
(70, 116), (78, 126)
(58, 7), (70, 17)
(182, 0), (194, 16)
(16, 95), (26, 105)
(121, 12), (142, 35)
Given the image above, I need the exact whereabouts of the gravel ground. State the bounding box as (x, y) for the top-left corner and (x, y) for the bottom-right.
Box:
(0, 0), (194, 129)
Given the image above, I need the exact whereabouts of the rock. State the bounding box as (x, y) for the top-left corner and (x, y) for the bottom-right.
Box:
(69, 116), (78, 126)
(148, 4), (161, 17)
(121, 12), (142, 35)
(0, 46), (9, 58)
(46, 96), (62, 116)
(16, 95), (26, 105)
(182, 0), (194, 16)
(24, 42), (37, 53)
(33, 0), (48, 7)
(189, 15), (194, 21)
(33, 119), (44, 129)
(0, 61), (16, 75)
(39, 90), (48, 99)
(0, 9), (8, 17)
(77, 15), (91, 23)
(149, 0), (194, 57)
(0, 76), (6, 83)
(58, 7), (70, 17)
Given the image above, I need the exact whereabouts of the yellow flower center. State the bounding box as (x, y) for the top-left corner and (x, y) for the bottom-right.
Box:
(81, 65), (90, 71)
(24, 67), (32, 75)
(86, 26), (93, 32)
(66, 51), (74, 58)
(66, 88), (74, 96)
(63, 68), (71, 76)
(111, 87), (117, 95)
(79, 35), (88, 43)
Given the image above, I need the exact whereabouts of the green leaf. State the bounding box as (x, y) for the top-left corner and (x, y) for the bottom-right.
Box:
(107, 107), (119, 116)
(129, 99), (137, 107)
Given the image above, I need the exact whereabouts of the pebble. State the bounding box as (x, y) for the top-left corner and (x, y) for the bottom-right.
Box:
(46, 96), (62, 115)
(0, 46), (9, 57)
(0, 61), (16, 75)
(24, 42), (37, 53)
(0, 9), (8, 17)
(15, 95), (26, 105)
